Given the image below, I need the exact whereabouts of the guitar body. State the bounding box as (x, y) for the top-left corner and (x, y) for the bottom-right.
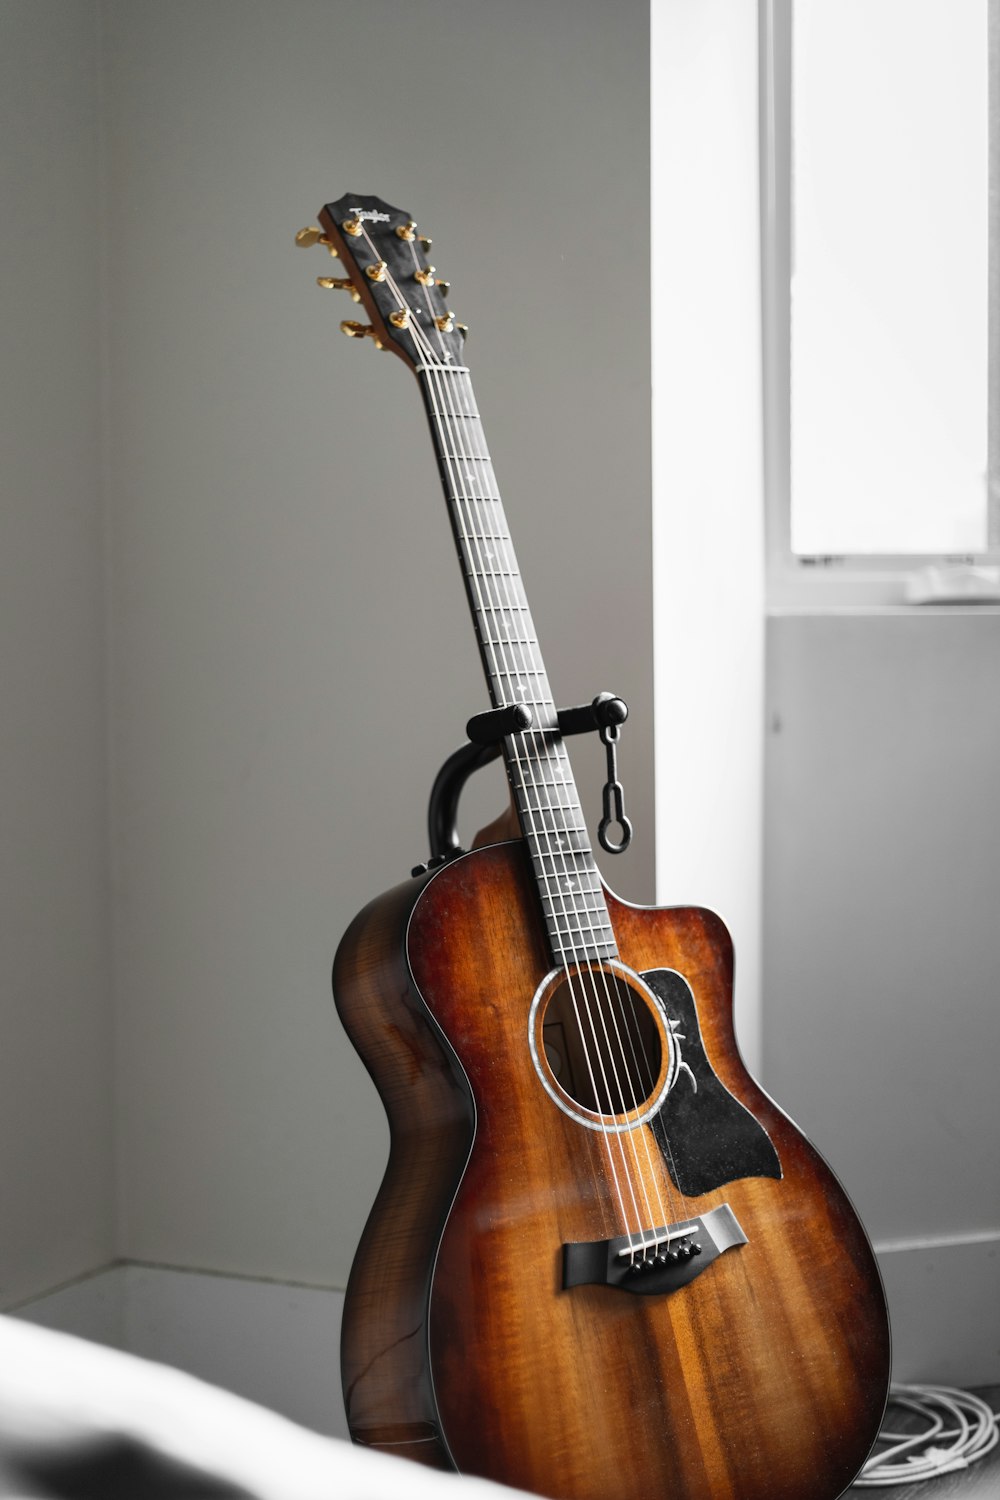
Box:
(334, 840), (890, 1500)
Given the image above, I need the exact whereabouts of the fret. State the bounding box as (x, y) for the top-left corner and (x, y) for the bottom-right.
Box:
(516, 790), (582, 814)
(551, 945), (619, 965)
(524, 823), (591, 843)
(534, 866), (602, 888)
(486, 651), (544, 672)
(529, 852), (603, 881)
(478, 623), (534, 640)
(480, 637), (540, 652)
(546, 917), (617, 942)
(547, 931), (617, 953)
(539, 899), (609, 925)
(516, 778), (586, 802)
(549, 924), (615, 942)
(458, 519), (512, 543)
(537, 883), (608, 905)
(472, 576), (529, 608)
(471, 582), (527, 608)
(530, 852), (602, 876)
(477, 600), (532, 615)
(516, 789), (581, 812)
(441, 453), (495, 469)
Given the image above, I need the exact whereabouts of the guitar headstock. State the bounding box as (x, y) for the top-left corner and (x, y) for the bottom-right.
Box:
(297, 193), (467, 372)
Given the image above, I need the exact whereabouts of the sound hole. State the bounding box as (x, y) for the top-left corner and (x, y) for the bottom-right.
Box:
(542, 970), (663, 1118)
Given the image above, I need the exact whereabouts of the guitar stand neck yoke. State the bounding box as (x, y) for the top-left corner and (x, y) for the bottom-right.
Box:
(414, 692), (632, 874)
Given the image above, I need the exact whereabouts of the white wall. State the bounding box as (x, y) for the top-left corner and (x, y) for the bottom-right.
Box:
(651, 0), (765, 1071)
(0, 0), (115, 1307)
(99, 0), (653, 1288)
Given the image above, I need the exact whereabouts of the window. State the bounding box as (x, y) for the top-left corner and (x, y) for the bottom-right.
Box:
(761, 0), (1000, 603)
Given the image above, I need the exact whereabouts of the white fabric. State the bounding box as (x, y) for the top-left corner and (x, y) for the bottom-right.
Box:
(0, 1316), (531, 1500)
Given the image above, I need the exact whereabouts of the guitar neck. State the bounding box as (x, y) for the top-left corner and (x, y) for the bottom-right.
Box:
(417, 364), (617, 966)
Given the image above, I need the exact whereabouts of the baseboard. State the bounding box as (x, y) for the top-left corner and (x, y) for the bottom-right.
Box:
(12, 1262), (347, 1438)
(10, 1263), (126, 1349)
(10, 1236), (998, 1427)
(875, 1231), (1000, 1386)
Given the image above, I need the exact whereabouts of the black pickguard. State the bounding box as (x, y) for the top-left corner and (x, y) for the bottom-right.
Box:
(643, 968), (781, 1194)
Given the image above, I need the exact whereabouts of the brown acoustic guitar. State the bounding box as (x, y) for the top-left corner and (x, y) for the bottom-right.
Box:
(302, 194), (890, 1500)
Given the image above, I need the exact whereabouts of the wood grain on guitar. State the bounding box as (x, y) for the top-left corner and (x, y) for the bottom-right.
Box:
(304, 194), (891, 1500)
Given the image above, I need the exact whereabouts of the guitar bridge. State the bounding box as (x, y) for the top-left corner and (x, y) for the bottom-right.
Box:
(562, 1203), (747, 1296)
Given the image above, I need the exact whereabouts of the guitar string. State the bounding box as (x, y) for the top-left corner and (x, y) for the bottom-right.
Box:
(414, 353), (649, 1248)
(437, 356), (677, 1248)
(359, 224), (669, 1255)
(415, 363), (673, 1256)
(418, 361), (644, 1246)
(395, 283), (668, 1253)
(375, 266), (644, 1248)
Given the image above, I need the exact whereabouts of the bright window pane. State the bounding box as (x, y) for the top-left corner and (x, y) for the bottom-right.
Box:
(791, 0), (988, 555)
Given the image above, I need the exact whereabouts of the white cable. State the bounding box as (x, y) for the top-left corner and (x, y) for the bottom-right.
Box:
(854, 1383), (1000, 1486)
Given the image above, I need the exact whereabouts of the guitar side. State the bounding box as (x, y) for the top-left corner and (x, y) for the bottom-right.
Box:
(332, 871), (474, 1470)
(334, 841), (890, 1499)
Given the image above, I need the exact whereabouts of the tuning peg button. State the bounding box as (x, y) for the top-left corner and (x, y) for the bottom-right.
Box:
(340, 320), (384, 349)
(295, 226), (339, 255)
(317, 276), (361, 302)
(396, 220), (417, 241)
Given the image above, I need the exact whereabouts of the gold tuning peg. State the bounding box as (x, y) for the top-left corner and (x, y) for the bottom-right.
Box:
(417, 235), (432, 251)
(340, 320), (384, 348)
(317, 276), (361, 303)
(295, 225), (339, 256)
(396, 220), (417, 241)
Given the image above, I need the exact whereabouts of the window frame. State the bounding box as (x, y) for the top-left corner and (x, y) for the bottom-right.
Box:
(759, 0), (1000, 608)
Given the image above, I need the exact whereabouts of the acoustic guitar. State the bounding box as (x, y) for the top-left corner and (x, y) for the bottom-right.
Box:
(301, 194), (890, 1500)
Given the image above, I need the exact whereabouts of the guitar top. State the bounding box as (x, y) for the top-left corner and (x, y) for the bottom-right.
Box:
(303, 195), (890, 1500)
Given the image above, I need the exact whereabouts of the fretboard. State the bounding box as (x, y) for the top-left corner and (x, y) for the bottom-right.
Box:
(417, 363), (617, 966)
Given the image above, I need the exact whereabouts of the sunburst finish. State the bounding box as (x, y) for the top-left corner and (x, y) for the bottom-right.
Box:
(334, 841), (890, 1499)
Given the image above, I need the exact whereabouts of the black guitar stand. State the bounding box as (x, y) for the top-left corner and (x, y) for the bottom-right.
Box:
(412, 692), (633, 876)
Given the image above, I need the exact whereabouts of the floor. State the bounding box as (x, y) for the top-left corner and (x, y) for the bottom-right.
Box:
(846, 1388), (1000, 1499)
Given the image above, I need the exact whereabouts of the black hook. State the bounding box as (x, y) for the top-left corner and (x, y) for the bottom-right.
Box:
(597, 722), (633, 855)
